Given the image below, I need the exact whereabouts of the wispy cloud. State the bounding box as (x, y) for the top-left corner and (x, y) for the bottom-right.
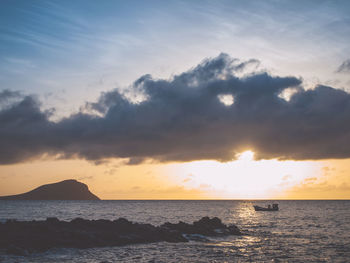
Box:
(336, 59), (350, 73)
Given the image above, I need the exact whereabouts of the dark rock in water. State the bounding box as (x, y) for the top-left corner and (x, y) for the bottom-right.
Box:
(46, 217), (60, 224)
(161, 216), (241, 236)
(6, 246), (28, 256)
(0, 217), (241, 254)
(0, 179), (100, 200)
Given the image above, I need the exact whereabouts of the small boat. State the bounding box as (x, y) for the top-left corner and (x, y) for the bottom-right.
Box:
(254, 204), (279, 211)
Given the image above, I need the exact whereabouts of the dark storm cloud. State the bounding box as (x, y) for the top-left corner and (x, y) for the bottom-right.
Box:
(1, 53), (350, 165)
(336, 59), (350, 73)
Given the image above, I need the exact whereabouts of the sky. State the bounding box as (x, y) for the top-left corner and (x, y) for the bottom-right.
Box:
(1, 0), (350, 199)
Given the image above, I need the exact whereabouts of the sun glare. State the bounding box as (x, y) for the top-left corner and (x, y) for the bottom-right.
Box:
(237, 150), (254, 161)
(218, 94), (234, 106)
(175, 150), (323, 199)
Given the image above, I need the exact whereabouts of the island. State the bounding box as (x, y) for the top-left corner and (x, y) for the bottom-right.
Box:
(0, 179), (100, 200)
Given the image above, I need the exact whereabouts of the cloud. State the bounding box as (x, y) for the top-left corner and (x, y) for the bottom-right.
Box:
(336, 59), (350, 73)
(1, 53), (350, 165)
(0, 89), (22, 108)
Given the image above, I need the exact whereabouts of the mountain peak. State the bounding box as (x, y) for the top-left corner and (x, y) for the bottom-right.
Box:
(0, 179), (100, 200)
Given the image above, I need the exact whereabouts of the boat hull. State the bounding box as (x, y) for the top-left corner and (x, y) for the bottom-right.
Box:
(253, 205), (278, 211)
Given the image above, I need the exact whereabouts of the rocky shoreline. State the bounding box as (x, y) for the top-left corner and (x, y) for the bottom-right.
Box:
(0, 216), (241, 255)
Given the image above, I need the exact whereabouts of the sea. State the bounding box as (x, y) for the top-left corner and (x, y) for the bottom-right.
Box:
(0, 200), (349, 262)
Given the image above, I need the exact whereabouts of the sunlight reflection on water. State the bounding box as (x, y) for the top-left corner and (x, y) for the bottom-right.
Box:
(0, 200), (349, 262)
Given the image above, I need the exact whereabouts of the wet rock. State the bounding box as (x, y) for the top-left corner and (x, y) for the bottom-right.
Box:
(46, 217), (60, 224)
(228, 224), (241, 235)
(160, 216), (241, 236)
(6, 246), (28, 256)
(0, 216), (241, 254)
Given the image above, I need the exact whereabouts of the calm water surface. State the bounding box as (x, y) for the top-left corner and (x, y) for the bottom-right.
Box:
(0, 200), (349, 262)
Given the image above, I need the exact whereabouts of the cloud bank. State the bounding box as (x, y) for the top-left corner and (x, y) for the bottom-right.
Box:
(1, 53), (350, 165)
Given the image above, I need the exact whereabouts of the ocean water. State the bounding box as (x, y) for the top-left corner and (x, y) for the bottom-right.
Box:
(0, 200), (349, 262)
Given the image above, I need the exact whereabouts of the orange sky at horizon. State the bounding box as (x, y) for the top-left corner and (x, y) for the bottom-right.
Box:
(0, 151), (349, 200)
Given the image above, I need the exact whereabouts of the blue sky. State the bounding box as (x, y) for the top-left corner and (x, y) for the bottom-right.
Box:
(1, 0), (350, 117)
(2, 0), (350, 199)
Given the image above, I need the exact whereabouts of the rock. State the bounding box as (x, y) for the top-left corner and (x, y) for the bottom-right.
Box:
(228, 224), (242, 235)
(160, 216), (240, 236)
(0, 216), (241, 254)
(6, 246), (28, 256)
(46, 217), (60, 224)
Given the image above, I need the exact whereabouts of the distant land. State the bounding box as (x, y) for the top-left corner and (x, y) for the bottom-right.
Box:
(0, 179), (100, 200)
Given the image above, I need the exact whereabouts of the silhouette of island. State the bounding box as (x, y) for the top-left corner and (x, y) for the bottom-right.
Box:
(0, 179), (100, 200)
